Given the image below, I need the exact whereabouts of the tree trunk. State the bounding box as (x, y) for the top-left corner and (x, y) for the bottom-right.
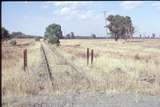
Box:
(115, 34), (118, 41)
(125, 33), (128, 41)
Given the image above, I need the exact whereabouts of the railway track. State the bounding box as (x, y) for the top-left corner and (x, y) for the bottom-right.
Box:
(46, 43), (91, 92)
(40, 44), (56, 90)
(41, 42), (92, 93)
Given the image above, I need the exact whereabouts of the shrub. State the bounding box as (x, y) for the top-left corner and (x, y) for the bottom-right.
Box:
(10, 40), (17, 45)
(35, 37), (40, 41)
(134, 54), (141, 60)
(48, 36), (58, 44)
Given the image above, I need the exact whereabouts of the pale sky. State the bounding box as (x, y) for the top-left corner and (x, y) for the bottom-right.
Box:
(2, 1), (160, 37)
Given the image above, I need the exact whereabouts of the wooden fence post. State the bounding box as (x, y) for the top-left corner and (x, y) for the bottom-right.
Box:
(23, 49), (27, 71)
(91, 49), (94, 65)
(87, 48), (89, 65)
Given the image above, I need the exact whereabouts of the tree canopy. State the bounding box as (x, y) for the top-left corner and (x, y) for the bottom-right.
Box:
(107, 15), (135, 41)
(44, 23), (63, 44)
(70, 32), (75, 39)
(91, 34), (96, 38)
(2, 27), (10, 40)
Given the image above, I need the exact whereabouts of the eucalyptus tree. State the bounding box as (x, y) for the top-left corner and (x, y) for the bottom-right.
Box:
(107, 14), (134, 41)
(44, 23), (63, 45)
(71, 32), (75, 39)
(91, 34), (96, 39)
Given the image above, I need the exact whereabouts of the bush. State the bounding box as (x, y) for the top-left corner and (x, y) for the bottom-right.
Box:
(134, 54), (141, 60)
(48, 36), (58, 44)
(91, 34), (96, 38)
(35, 37), (40, 41)
(10, 40), (17, 45)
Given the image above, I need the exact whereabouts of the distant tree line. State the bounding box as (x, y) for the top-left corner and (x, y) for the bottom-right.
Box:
(66, 32), (75, 39)
(3, 17), (160, 45)
(138, 33), (159, 39)
(1, 27), (42, 41)
(64, 33), (96, 39)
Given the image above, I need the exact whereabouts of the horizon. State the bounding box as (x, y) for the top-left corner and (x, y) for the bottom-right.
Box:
(2, 1), (160, 37)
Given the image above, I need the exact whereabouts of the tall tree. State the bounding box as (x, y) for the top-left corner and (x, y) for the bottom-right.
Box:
(11, 32), (25, 38)
(91, 34), (96, 39)
(44, 23), (63, 44)
(107, 15), (134, 41)
(66, 33), (71, 39)
(70, 32), (75, 39)
(152, 33), (155, 39)
(139, 34), (142, 39)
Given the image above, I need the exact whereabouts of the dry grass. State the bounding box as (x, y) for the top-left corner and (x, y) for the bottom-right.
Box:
(59, 39), (160, 95)
(2, 38), (47, 97)
(2, 38), (160, 100)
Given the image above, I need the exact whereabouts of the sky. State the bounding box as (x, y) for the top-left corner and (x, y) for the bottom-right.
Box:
(2, 1), (160, 37)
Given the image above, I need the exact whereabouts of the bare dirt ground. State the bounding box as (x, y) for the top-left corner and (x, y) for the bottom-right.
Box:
(2, 39), (160, 107)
